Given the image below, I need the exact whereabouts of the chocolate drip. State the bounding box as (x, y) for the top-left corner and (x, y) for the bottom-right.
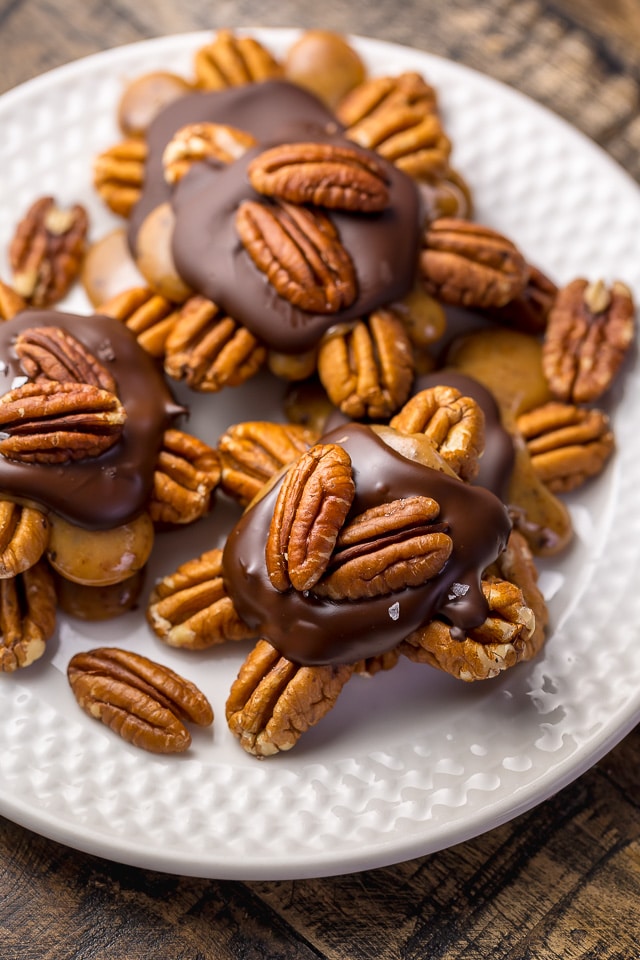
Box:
(130, 81), (422, 354)
(0, 310), (181, 529)
(222, 423), (511, 665)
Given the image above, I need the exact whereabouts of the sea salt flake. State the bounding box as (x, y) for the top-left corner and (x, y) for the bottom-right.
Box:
(448, 582), (470, 601)
(10, 376), (28, 389)
(388, 601), (400, 621)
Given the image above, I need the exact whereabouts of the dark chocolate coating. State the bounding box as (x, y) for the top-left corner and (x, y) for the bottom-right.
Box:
(222, 423), (512, 665)
(0, 310), (181, 529)
(130, 81), (422, 353)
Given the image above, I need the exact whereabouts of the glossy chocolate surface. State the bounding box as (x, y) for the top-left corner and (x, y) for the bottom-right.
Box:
(131, 80), (422, 353)
(0, 310), (181, 529)
(223, 423), (511, 665)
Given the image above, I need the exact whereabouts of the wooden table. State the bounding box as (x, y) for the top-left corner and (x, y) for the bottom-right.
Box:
(1, 2), (639, 957)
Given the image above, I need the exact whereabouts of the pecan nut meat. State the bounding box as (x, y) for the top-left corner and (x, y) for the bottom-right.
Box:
(0, 560), (57, 673)
(313, 495), (453, 600)
(163, 122), (257, 184)
(226, 638), (354, 757)
(163, 295), (266, 392)
(337, 72), (439, 130)
(0, 380), (126, 464)
(93, 138), (148, 218)
(317, 309), (415, 419)
(9, 197), (89, 307)
(147, 548), (254, 650)
(482, 264), (557, 335)
(14, 325), (117, 392)
(542, 278), (635, 403)
(0, 501), (50, 578)
(99, 286), (179, 359)
(217, 420), (319, 506)
(266, 442), (355, 592)
(194, 29), (283, 90)
(0, 280), (27, 321)
(149, 428), (221, 526)
(236, 200), (357, 314)
(516, 401), (614, 493)
(248, 142), (390, 212)
(67, 646), (213, 753)
(390, 385), (486, 482)
(400, 577), (537, 681)
(419, 218), (529, 309)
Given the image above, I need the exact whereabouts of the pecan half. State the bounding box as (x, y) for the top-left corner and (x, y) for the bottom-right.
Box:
(194, 29), (283, 89)
(147, 548), (254, 650)
(99, 286), (178, 359)
(163, 295), (266, 392)
(236, 200), (357, 314)
(93, 138), (148, 218)
(337, 72), (439, 129)
(314, 496), (452, 600)
(317, 309), (415, 419)
(542, 278), (635, 403)
(226, 638), (353, 756)
(485, 529), (548, 661)
(0, 560), (57, 673)
(67, 647), (213, 753)
(9, 197), (89, 307)
(0, 501), (50, 578)
(266, 443), (355, 592)
(400, 577), (537, 681)
(0, 280), (27, 321)
(516, 401), (614, 493)
(163, 122), (257, 184)
(248, 142), (390, 212)
(217, 420), (319, 506)
(149, 429), (221, 526)
(419, 218), (529, 309)
(14, 325), (116, 392)
(483, 264), (557, 335)
(0, 381), (126, 464)
(390, 385), (485, 481)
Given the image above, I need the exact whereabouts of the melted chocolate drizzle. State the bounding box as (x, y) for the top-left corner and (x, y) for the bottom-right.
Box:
(223, 423), (512, 665)
(0, 310), (181, 529)
(130, 80), (423, 353)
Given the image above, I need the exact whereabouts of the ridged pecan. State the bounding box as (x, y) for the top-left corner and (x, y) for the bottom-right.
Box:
(163, 122), (257, 184)
(0, 559), (57, 673)
(98, 286), (178, 359)
(516, 401), (614, 493)
(248, 142), (390, 212)
(337, 72), (439, 129)
(226, 638), (354, 756)
(485, 529), (548, 660)
(9, 197), (89, 307)
(149, 428), (221, 526)
(419, 218), (529, 308)
(0, 381), (126, 464)
(193, 29), (283, 89)
(67, 647), (213, 753)
(483, 264), (557, 335)
(217, 420), (319, 506)
(148, 548), (254, 650)
(163, 294), (266, 391)
(0, 501), (50, 578)
(313, 496), (453, 600)
(0, 279), (26, 321)
(266, 442), (355, 592)
(14, 325), (116, 392)
(542, 278), (635, 403)
(400, 577), (536, 681)
(93, 138), (148, 218)
(317, 309), (415, 419)
(235, 200), (357, 314)
(390, 385), (485, 482)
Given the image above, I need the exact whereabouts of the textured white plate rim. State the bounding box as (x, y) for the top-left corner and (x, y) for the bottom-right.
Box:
(0, 28), (638, 881)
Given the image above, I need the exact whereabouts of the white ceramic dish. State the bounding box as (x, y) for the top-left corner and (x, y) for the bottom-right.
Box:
(0, 29), (639, 881)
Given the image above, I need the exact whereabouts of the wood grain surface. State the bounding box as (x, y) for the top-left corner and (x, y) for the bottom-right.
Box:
(1, 1), (639, 958)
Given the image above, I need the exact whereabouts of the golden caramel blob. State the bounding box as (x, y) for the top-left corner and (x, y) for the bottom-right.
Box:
(285, 30), (366, 109)
(82, 228), (147, 307)
(135, 202), (192, 303)
(47, 512), (154, 586)
(118, 71), (193, 138)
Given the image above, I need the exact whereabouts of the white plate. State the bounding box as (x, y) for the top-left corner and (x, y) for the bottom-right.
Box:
(0, 29), (639, 881)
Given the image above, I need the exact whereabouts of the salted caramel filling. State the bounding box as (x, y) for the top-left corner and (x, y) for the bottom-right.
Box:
(223, 423), (512, 665)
